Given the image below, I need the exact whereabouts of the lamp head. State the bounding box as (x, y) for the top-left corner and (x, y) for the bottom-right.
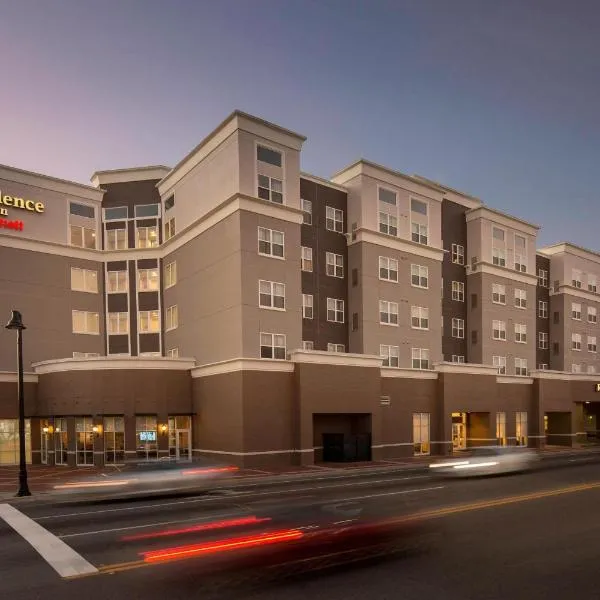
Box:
(5, 310), (26, 331)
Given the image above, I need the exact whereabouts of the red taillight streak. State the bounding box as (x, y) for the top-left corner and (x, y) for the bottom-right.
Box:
(181, 466), (239, 476)
(121, 516), (271, 542)
(141, 529), (304, 563)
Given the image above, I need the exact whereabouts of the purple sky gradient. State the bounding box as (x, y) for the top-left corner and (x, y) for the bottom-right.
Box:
(1, 0), (598, 247)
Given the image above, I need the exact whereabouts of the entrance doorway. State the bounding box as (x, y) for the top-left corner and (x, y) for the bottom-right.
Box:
(452, 412), (467, 450)
(40, 425), (49, 465)
(168, 416), (191, 461)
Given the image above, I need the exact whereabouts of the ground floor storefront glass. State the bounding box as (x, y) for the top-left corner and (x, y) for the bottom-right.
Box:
(516, 412), (528, 446)
(0, 419), (32, 465)
(168, 415), (192, 461)
(136, 416), (158, 460)
(412, 413), (430, 456)
(76, 417), (94, 466)
(104, 416), (125, 464)
(54, 418), (68, 465)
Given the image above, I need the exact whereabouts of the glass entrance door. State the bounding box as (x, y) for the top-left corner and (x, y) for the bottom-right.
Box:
(168, 416), (191, 461)
(452, 422), (467, 450)
(176, 430), (190, 461)
(40, 427), (49, 464)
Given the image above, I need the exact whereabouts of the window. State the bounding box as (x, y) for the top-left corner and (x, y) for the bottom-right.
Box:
(588, 365), (596, 374)
(492, 283), (506, 304)
(588, 336), (597, 353)
(103, 416), (125, 465)
(105, 228), (126, 250)
(515, 412), (528, 445)
(327, 298), (344, 323)
(302, 341), (314, 350)
(452, 244), (465, 265)
(108, 312), (128, 334)
(492, 226), (505, 242)
(589, 275), (597, 293)
(452, 281), (464, 302)
(538, 363), (548, 370)
(164, 261), (177, 288)
(452, 355), (465, 364)
(411, 264), (428, 288)
(572, 302), (582, 320)
(411, 348), (430, 370)
(72, 310), (99, 335)
(73, 352), (100, 358)
(302, 294), (313, 319)
(258, 227), (284, 258)
(492, 227), (506, 267)
(75, 417), (94, 466)
(514, 288), (527, 308)
(379, 187), (397, 205)
(167, 348), (179, 358)
(258, 174), (283, 204)
(301, 198), (312, 225)
(514, 234), (527, 272)
(515, 323), (527, 343)
(260, 333), (286, 360)
(136, 416), (158, 461)
(493, 355), (507, 375)
(380, 345), (399, 368)
(496, 412), (507, 446)
(553, 280), (560, 292)
(164, 217), (176, 241)
(452, 318), (465, 339)
(572, 269), (582, 288)
(379, 212), (398, 236)
(572, 363), (582, 374)
(411, 306), (429, 330)
(411, 222), (428, 245)
(301, 247), (313, 272)
(492, 320), (507, 341)
(164, 196), (175, 211)
(326, 252), (344, 278)
(379, 257), (398, 282)
(138, 269), (159, 291)
(135, 204), (160, 218)
(138, 310), (160, 333)
(165, 305), (178, 331)
(70, 225), (96, 249)
(326, 206), (343, 233)
(515, 358), (528, 376)
(572, 333), (582, 351)
(413, 413), (430, 456)
(136, 226), (158, 248)
(537, 269), (548, 287)
(257, 145), (282, 167)
(411, 198), (428, 216)
(380, 300), (399, 326)
(70, 202), (95, 219)
(259, 280), (285, 310)
(104, 206), (128, 221)
(70, 267), (98, 293)
(327, 343), (345, 353)
(538, 300), (548, 318)
(588, 306), (597, 323)
(538, 332), (548, 350)
(492, 248), (506, 267)
(107, 270), (128, 293)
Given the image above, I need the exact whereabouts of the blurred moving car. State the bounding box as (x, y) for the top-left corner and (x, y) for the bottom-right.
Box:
(428, 445), (539, 478)
(51, 456), (238, 500)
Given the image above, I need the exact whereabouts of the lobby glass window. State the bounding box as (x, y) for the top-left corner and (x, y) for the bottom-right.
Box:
(54, 418), (68, 465)
(379, 256), (398, 282)
(259, 280), (286, 310)
(496, 412), (507, 446)
(108, 312), (129, 335)
(165, 305), (178, 331)
(139, 310), (160, 333)
(167, 348), (179, 358)
(72, 310), (100, 335)
(301, 198), (312, 225)
(258, 227), (284, 258)
(327, 344), (345, 353)
(452, 244), (465, 265)
(302, 294), (313, 319)
(379, 212), (398, 237)
(493, 355), (507, 375)
(0, 419), (31, 465)
(515, 358), (528, 376)
(164, 217), (176, 241)
(380, 300), (398, 326)
(71, 267), (98, 293)
(380, 344), (399, 368)
(413, 413), (430, 456)
(164, 261), (177, 288)
(75, 417), (94, 466)
(258, 174), (283, 204)
(411, 306), (429, 330)
(104, 206), (128, 221)
(257, 145), (282, 167)
(107, 270), (128, 293)
(136, 416), (158, 461)
(327, 298), (345, 323)
(260, 333), (286, 360)
(138, 268), (159, 291)
(452, 281), (464, 302)
(70, 202), (95, 219)
(411, 348), (430, 370)
(135, 204), (160, 218)
(326, 252), (344, 278)
(136, 225), (159, 248)
(411, 264), (429, 288)
(326, 206), (344, 233)
(104, 416), (125, 465)
(301, 247), (313, 272)
(70, 225), (96, 249)
(515, 412), (528, 446)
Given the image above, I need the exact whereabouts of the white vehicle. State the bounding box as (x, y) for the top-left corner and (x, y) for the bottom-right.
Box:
(429, 446), (539, 477)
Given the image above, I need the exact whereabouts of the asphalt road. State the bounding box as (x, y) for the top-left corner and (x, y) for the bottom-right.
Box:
(2, 459), (600, 600)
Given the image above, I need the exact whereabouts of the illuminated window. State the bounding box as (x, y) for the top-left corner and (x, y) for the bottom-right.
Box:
(136, 226), (158, 248)
(138, 310), (160, 333)
(164, 261), (177, 288)
(165, 305), (178, 331)
(70, 225), (96, 249)
(70, 267), (98, 293)
(107, 270), (128, 293)
(106, 228), (126, 250)
(138, 269), (159, 291)
(72, 310), (99, 335)
(108, 312), (128, 335)
(413, 413), (430, 456)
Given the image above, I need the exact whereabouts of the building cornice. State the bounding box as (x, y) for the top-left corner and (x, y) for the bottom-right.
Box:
(381, 367), (438, 379)
(0, 371), (39, 384)
(91, 166), (171, 187)
(412, 174), (483, 208)
(435, 362), (499, 376)
(469, 261), (539, 286)
(466, 205), (539, 235)
(191, 358), (294, 378)
(550, 284), (600, 303)
(538, 242), (600, 265)
(531, 369), (600, 382)
(497, 375), (534, 385)
(290, 350), (382, 368)
(32, 356), (196, 375)
(350, 228), (444, 262)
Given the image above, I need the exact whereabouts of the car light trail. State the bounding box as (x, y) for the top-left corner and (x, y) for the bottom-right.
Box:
(453, 461), (499, 470)
(53, 480), (134, 489)
(181, 466), (239, 476)
(429, 461), (470, 468)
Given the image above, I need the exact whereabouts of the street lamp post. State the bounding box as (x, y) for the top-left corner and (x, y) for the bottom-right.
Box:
(5, 310), (31, 497)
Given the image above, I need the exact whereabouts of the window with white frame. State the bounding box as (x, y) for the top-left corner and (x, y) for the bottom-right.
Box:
(411, 306), (429, 330)
(492, 227), (506, 266)
(537, 268), (548, 287)
(135, 204), (159, 219)
(108, 312), (128, 335)
(572, 333), (582, 351)
(492, 320), (507, 340)
(302, 341), (314, 350)
(515, 323), (527, 343)
(301, 198), (312, 225)
(260, 333), (286, 359)
(164, 217), (175, 241)
(514, 288), (527, 308)
(514, 234), (527, 272)
(380, 300), (399, 326)
(167, 348), (179, 358)
(411, 264), (428, 288)
(257, 174), (283, 204)
(72, 310), (99, 335)
(452, 355), (465, 364)
(138, 310), (160, 333)
(411, 222), (428, 245)
(302, 294), (313, 319)
(538, 300), (548, 318)
(326, 252), (344, 278)
(257, 144), (282, 167)
(538, 332), (548, 350)
(327, 298), (344, 323)
(588, 306), (597, 323)
(515, 358), (528, 376)
(379, 187), (397, 206)
(380, 345), (399, 368)
(165, 305), (178, 331)
(327, 343), (345, 353)
(452, 244), (465, 265)
(538, 363), (549, 370)
(71, 267), (98, 293)
(107, 270), (128, 293)
(138, 268), (159, 291)
(164, 261), (177, 288)
(452, 281), (464, 302)
(572, 269), (582, 288)
(258, 227), (284, 258)
(411, 348), (430, 370)
(379, 212), (398, 237)
(326, 206), (343, 233)
(105, 228), (126, 250)
(516, 411), (528, 445)
(493, 355), (507, 375)
(70, 225), (97, 250)
(104, 206), (128, 221)
(588, 336), (597, 353)
(589, 274), (597, 293)
(572, 363), (581, 374)
(413, 413), (430, 456)
(379, 256), (398, 282)
(492, 283), (506, 304)
(136, 226), (158, 248)
(452, 318), (465, 339)
(73, 352), (100, 358)
(259, 280), (286, 310)
(301, 247), (313, 272)
(588, 365), (596, 374)
(572, 302), (582, 320)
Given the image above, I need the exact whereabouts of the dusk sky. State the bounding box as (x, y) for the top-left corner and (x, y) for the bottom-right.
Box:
(1, 0), (598, 248)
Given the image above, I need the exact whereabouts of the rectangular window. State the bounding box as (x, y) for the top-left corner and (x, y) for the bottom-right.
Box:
(588, 336), (597, 353)
(411, 348), (430, 370)
(411, 306), (429, 330)
(538, 300), (548, 318)
(105, 228), (126, 250)
(325, 206), (344, 233)
(492, 320), (507, 341)
(72, 310), (99, 335)
(70, 267), (98, 293)
(108, 312), (129, 334)
(258, 227), (284, 258)
(413, 413), (430, 456)
(379, 212), (398, 236)
(514, 288), (527, 308)
(588, 275), (597, 293)
(164, 217), (175, 241)
(164, 261), (177, 288)
(538, 363), (548, 370)
(572, 333), (582, 351)
(451, 244), (465, 265)
(452, 355), (466, 364)
(411, 264), (429, 288)
(327, 298), (345, 323)
(379, 187), (397, 205)
(258, 174), (283, 204)
(493, 355), (507, 375)
(492, 247), (506, 267)
(537, 269), (548, 287)
(166, 348), (179, 358)
(302, 294), (313, 319)
(452, 318), (465, 339)
(138, 268), (159, 291)
(257, 145), (282, 167)
(301, 198), (312, 225)
(165, 305), (178, 331)
(452, 281), (464, 302)
(492, 226), (505, 241)
(588, 365), (596, 374)
(301, 247), (313, 272)
(538, 332), (548, 350)
(352, 312), (359, 331)
(135, 204), (160, 218)
(379, 256), (399, 282)
(104, 206), (128, 221)
(259, 280), (286, 310)
(164, 196), (174, 211)
(327, 343), (345, 353)
(411, 198), (428, 216)
(136, 226), (158, 248)
(572, 363), (582, 373)
(514, 234), (527, 272)
(326, 252), (344, 278)
(515, 358), (528, 377)
(515, 323), (527, 343)
(496, 412), (507, 446)
(492, 283), (506, 304)
(572, 302), (582, 320)
(302, 341), (314, 351)
(107, 270), (128, 293)
(70, 225), (96, 249)
(572, 269), (582, 288)
(411, 222), (428, 245)
(380, 300), (399, 326)
(138, 310), (160, 333)
(516, 412), (528, 445)
(260, 333), (286, 360)
(588, 306), (597, 323)
(70, 202), (95, 219)
(380, 345), (399, 368)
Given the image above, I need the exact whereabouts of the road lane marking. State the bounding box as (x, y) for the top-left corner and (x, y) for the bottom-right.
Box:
(0, 503), (98, 578)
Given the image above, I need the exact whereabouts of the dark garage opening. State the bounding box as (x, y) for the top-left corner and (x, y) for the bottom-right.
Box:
(313, 413), (372, 463)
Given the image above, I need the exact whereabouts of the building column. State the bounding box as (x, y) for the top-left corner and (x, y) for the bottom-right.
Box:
(124, 415), (137, 463)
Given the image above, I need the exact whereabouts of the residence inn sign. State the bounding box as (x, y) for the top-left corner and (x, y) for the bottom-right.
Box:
(0, 189), (45, 231)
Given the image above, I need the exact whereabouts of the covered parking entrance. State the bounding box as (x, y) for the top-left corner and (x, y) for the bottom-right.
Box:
(581, 401), (600, 444)
(544, 411), (573, 447)
(314, 413), (372, 463)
